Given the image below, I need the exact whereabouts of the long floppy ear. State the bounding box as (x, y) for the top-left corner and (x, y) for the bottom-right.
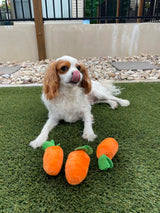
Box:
(80, 64), (92, 94)
(43, 62), (60, 100)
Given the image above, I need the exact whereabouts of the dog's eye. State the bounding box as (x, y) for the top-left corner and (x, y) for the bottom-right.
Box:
(76, 65), (81, 71)
(61, 66), (68, 72)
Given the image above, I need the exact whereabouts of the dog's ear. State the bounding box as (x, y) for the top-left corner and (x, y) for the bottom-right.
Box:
(43, 62), (60, 100)
(80, 64), (91, 94)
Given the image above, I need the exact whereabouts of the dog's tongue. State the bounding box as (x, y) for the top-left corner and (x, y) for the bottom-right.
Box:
(72, 71), (81, 83)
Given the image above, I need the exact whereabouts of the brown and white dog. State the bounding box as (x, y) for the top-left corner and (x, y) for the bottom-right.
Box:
(30, 56), (130, 149)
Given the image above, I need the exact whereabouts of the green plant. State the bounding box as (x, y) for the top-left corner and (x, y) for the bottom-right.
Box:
(0, 0), (12, 25)
(85, 0), (130, 23)
(145, 2), (150, 12)
(85, 0), (101, 23)
(0, 0), (11, 10)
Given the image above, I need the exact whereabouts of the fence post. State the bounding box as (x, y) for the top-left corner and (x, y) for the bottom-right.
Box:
(32, 0), (46, 60)
(116, 0), (120, 23)
(137, 0), (144, 23)
(105, 0), (108, 23)
(10, 0), (15, 19)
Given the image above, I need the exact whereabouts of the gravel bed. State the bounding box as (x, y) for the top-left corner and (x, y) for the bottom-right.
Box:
(0, 54), (160, 86)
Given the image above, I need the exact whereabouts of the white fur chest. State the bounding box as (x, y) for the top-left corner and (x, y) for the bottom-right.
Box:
(42, 87), (90, 123)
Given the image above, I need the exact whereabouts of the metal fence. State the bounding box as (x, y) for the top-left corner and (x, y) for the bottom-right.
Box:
(0, 0), (160, 24)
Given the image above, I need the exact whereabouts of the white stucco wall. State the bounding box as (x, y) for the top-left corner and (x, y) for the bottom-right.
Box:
(0, 22), (38, 62)
(0, 22), (160, 62)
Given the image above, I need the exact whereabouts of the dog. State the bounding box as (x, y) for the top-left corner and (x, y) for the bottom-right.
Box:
(30, 56), (130, 149)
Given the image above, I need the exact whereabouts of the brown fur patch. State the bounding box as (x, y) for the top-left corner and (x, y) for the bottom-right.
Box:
(56, 60), (71, 74)
(77, 63), (92, 94)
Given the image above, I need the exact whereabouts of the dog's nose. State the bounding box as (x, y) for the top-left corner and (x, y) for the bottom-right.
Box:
(72, 71), (81, 83)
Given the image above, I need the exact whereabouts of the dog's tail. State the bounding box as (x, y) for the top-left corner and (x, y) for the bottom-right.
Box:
(99, 80), (122, 96)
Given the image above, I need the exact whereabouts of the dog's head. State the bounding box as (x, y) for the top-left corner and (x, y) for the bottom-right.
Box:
(43, 56), (91, 100)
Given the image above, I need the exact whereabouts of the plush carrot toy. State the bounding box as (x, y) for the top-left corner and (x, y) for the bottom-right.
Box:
(96, 138), (118, 170)
(65, 145), (93, 185)
(42, 140), (64, 176)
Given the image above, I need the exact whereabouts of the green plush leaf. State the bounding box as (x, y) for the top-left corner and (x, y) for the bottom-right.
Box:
(98, 154), (113, 170)
(75, 145), (93, 155)
(42, 139), (56, 151)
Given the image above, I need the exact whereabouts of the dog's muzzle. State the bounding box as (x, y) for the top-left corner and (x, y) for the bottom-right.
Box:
(71, 71), (81, 83)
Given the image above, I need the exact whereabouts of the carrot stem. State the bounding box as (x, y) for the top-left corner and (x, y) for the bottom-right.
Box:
(98, 154), (113, 170)
(42, 140), (60, 151)
(75, 145), (93, 155)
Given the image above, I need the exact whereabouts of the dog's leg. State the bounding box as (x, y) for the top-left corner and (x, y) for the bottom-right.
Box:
(90, 81), (130, 108)
(106, 95), (130, 107)
(82, 110), (97, 141)
(93, 99), (118, 109)
(95, 94), (129, 107)
(90, 87), (130, 108)
(29, 118), (59, 149)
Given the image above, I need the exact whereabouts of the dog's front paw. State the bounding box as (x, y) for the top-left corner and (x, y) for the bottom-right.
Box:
(119, 99), (130, 107)
(110, 101), (118, 109)
(82, 132), (97, 142)
(29, 139), (44, 149)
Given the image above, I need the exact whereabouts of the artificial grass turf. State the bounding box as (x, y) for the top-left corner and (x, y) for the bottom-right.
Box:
(0, 83), (160, 213)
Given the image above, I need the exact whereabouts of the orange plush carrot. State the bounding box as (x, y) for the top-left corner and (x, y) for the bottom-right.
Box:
(96, 138), (118, 170)
(65, 145), (93, 185)
(42, 140), (64, 176)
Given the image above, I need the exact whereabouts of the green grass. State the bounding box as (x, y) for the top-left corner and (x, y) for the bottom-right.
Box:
(0, 83), (160, 213)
